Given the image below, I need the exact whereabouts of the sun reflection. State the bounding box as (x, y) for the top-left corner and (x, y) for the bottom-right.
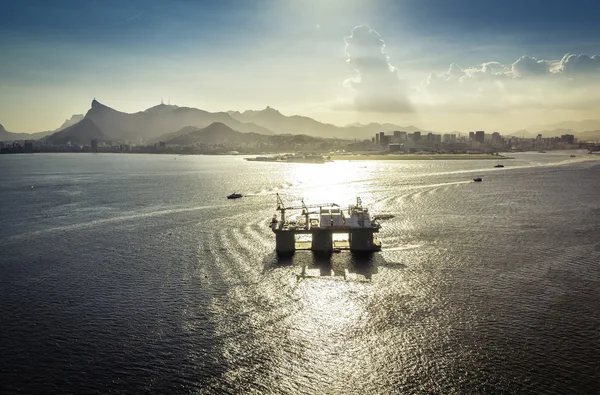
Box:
(290, 161), (378, 207)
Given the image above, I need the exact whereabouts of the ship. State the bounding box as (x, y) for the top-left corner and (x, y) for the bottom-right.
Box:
(494, 164), (504, 168)
(270, 194), (381, 253)
(227, 192), (243, 199)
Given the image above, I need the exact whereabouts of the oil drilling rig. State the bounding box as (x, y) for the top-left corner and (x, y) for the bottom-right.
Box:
(270, 193), (381, 254)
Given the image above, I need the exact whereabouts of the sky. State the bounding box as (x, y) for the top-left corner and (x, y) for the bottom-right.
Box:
(2, 0), (600, 133)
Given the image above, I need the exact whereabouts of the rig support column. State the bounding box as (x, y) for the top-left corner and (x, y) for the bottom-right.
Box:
(349, 230), (376, 252)
(311, 230), (333, 252)
(275, 232), (296, 254)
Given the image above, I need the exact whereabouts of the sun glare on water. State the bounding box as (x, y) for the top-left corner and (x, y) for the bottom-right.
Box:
(291, 161), (377, 207)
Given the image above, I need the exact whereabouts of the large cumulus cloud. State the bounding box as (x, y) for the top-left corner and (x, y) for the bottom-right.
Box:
(511, 56), (551, 77)
(418, 52), (600, 112)
(342, 25), (412, 113)
(556, 53), (600, 75)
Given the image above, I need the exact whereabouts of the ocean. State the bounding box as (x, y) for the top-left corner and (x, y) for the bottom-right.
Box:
(1, 152), (599, 394)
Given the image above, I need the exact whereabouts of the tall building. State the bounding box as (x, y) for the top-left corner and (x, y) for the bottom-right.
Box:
(561, 134), (575, 145)
(442, 134), (456, 143)
(475, 131), (485, 144)
(413, 131), (421, 141)
(375, 133), (380, 144)
(469, 132), (475, 141)
(393, 131), (407, 141)
(91, 138), (98, 152)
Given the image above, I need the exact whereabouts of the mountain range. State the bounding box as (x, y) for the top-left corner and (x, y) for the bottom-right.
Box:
(526, 119), (600, 134)
(227, 106), (426, 139)
(0, 125), (53, 141)
(1, 100), (432, 144)
(2, 99), (600, 144)
(506, 127), (600, 141)
(85, 100), (280, 142)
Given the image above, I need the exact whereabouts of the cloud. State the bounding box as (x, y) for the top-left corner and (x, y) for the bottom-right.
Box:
(417, 52), (600, 113)
(556, 53), (600, 75)
(126, 10), (145, 22)
(510, 56), (551, 77)
(341, 25), (411, 113)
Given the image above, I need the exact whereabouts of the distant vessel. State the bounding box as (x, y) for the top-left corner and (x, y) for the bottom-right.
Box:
(246, 155), (331, 164)
(227, 192), (243, 199)
(538, 150), (547, 153)
(494, 164), (504, 168)
(570, 155), (576, 157)
(473, 178), (482, 182)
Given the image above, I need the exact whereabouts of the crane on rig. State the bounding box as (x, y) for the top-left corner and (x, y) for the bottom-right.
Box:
(275, 193), (339, 229)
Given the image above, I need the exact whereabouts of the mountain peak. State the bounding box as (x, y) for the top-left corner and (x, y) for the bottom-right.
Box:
(45, 118), (106, 145)
(205, 121), (230, 129)
(88, 99), (122, 116)
(55, 114), (84, 132)
(263, 106), (280, 114)
(144, 103), (179, 113)
(90, 99), (115, 111)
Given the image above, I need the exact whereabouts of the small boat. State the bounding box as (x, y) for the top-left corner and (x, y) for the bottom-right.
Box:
(570, 155), (576, 158)
(332, 248), (341, 253)
(494, 164), (504, 168)
(227, 192), (243, 199)
(473, 178), (482, 182)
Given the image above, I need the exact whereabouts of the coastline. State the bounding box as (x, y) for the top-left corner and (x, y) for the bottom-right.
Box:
(329, 154), (512, 161)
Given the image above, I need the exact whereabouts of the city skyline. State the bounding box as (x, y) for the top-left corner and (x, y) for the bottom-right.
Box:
(2, 0), (600, 133)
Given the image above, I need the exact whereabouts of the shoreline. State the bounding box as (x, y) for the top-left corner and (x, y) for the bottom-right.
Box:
(329, 154), (512, 161)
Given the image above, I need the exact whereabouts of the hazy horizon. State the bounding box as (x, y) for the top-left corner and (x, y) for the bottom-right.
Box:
(2, 0), (600, 133)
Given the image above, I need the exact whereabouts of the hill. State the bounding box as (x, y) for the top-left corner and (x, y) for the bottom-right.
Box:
(506, 129), (537, 139)
(44, 118), (107, 145)
(165, 122), (339, 149)
(166, 122), (267, 146)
